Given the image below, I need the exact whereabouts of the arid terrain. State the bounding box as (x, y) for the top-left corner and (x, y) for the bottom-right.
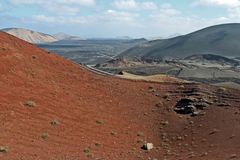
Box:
(96, 24), (240, 89)
(0, 31), (240, 160)
(38, 38), (147, 65)
(1, 28), (57, 44)
(97, 55), (240, 89)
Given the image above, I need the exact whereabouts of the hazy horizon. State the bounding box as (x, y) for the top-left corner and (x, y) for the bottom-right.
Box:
(1, 0), (240, 38)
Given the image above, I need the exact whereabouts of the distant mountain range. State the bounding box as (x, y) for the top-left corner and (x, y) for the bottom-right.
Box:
(53, 32), (83, 41)
(1, 28), (58, 44)
(1, 28), (84, 44)
(1, 28), (141, 44)
(120, 23), (240, 60)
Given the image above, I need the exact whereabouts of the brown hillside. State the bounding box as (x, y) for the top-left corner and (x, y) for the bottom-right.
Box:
(0, 32), (240, 160)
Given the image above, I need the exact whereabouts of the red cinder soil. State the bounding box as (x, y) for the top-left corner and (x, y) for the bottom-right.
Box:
(0, 32), (240, 160)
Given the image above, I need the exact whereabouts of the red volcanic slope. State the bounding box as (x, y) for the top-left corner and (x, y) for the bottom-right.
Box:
(0, 32), (240, 160)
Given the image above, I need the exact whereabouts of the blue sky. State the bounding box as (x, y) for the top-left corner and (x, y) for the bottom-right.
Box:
(0, 0), (240, 38)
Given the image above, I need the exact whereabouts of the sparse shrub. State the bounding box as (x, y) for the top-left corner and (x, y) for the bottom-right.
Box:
(178, 85), (185, 89)
(32, 55), (37, 59)
(200, 152), (208, 157)
(86, 153), (93, 158)
(162, 93), (170, 100)
(209, 129), (219, 135)
(209, 144), (215, 148)
(218, 87), (227, 92)
(230, 134), (235, 139)
(83, 147), (91, 153)
(0, 146), (8, 153)
(148, 86), (156, 92)
(95, 142), (101, 147)
(137, 132), (143, 137)
(96, 120), (103, 125)
(136, 139), (144, 144)
(148, 86), (154, 90)
(41, 132), (49, 140)
(111, 131), (117, 136)
(155, 102), (163, 108)
(161, 120), (169, 126)
(25, 100), (36, 108)
(50, 119), (59, 126)
(230, 154), (237, 159)
(83, 147), (93, 158)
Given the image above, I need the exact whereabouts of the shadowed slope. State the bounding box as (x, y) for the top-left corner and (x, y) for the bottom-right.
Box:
(120, 23), (240, 59)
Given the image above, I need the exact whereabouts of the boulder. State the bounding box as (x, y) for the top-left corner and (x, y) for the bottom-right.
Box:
(142, 143), (154, 150)
(174, 97), (208, 116)
(191, 111), (201, 117)
(174, 105), (197, 114)
(195, 102), (208, 110)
